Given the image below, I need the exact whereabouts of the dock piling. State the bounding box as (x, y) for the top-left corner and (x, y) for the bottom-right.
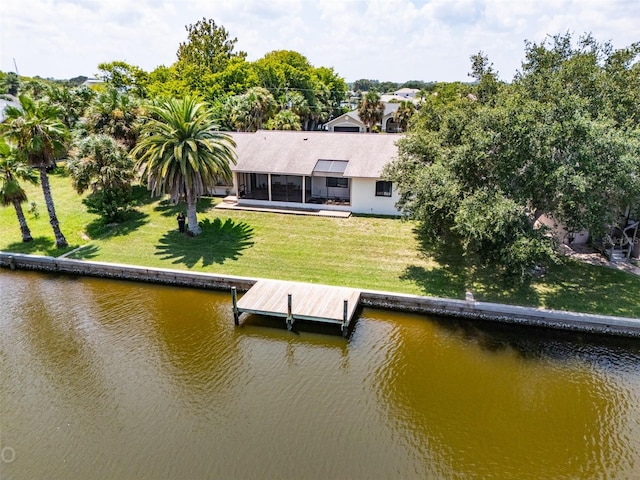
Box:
(286, 293), (294, 330)
(232, 286), (239, 325)
(342, 299), (349, 337)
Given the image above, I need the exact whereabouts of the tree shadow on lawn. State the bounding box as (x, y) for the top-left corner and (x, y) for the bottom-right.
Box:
(470, 266), (543, 307)
(154, 197), (215, 217)
(155, 217), (254, 267)
(400, 226), (542, 306)
(130, 184), (159, 207)
(67, 244), (101, 260)
(400, 231), (470, 299)
(536, 258), (640, 318)
(3, 236), (59, 256)
(84, 210), (149, 240)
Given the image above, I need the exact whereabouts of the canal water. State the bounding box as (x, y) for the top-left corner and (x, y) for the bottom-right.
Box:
(1, 270), (639, 479)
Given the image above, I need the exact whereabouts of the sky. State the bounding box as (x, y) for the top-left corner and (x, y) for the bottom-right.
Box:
(1, 0), (639, 84)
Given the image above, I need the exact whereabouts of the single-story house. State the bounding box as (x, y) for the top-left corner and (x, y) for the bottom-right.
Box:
(326, 103), (401, 133)
(229, 130), (402, 216)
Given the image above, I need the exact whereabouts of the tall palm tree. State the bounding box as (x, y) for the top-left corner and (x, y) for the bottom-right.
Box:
(307, 82), (332, 130)
(132, 96), (236, 236)
(1, 94), (69, 248)
(357, 91), (385, 132)
(225, 95), (250, 132)
(0, 138), (39, 242)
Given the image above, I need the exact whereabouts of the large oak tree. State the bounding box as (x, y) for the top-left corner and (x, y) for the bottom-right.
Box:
(385, 33), (640, 277)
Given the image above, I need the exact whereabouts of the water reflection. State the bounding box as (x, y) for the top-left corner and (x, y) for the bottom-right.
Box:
(362, 309), (640, 479)
(1, 270), (639, 479)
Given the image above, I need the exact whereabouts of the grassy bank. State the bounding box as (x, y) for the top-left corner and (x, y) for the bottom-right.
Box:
(1, 170), (639, 318)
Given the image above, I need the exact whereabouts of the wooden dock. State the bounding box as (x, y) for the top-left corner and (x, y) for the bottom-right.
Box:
(232, 280), (361, 336)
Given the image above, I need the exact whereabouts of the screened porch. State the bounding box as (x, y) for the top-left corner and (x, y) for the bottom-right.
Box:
(236, 172), (351, 206)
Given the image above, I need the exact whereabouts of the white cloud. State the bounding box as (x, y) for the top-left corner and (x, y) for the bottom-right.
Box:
(1, 0), (638, 82)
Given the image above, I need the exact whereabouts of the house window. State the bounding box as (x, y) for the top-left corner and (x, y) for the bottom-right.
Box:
(375, 181), (392, 197)
(326, 177), (348, 188)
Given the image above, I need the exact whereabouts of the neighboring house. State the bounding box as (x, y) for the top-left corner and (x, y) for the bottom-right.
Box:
(325, 111), (366, 133)
(536, 215), (590, 245)
(0, 95), (20, 122)
(537, 208), (640, 261)
(395, 87), (420, 98)
(82, 78), (104, 88)
(327, 88), (423, 133)
(229, 130), (402, 216)
(326, 103), (401, 133)
(380, 88), (421, 104)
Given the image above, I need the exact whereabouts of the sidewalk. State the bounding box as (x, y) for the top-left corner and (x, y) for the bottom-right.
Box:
(560, 244), (640, 277)
(215, 198), (351, 218)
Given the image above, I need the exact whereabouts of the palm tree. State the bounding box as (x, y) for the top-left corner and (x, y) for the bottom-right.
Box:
(266, 110), (302, 130)
(284, 91), (310, 128)
(225, 87), (276, 132)
(225, 95), (250, 132)
(47, 84), (95, 129)
(1, 94), (69, 248)
(67, 134), (136, 221)
(1, 72), (20, 96)
(244, 87), (276, 131)
(307, 82), (332, 130)
(393, 100), (416, 132)
(357, 91), (385, 132)
(85, 87), (141, 150)
(0, 138), (39, 242)
(132, 96), (236, 236)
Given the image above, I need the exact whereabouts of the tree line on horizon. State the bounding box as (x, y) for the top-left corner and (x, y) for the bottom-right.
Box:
(0, 17), (443, 134)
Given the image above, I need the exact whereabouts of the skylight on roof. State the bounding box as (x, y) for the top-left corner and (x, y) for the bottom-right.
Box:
(313, 160), (348, 174)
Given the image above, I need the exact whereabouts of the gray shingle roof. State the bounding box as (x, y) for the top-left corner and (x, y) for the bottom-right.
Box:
(229, 130), (402, 178)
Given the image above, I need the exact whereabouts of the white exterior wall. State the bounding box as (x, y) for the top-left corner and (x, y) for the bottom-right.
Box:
(381, 113), (395, 132)
(311, 180), (349, 199)
(350, 178), (400, 216)
(232, 173), (401, 216)
(207, 185), (236, 196)
(536, 214), (589, 245)
(326, 113), (365, 132)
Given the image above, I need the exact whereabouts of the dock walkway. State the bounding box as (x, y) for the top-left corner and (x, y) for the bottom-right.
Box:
(232, 280), (361, 335)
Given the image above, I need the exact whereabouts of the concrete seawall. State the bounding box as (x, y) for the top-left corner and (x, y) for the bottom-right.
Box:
(2, 252), (639, 338)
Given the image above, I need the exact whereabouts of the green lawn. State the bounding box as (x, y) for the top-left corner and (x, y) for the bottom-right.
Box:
(2, 170), (639, 318)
